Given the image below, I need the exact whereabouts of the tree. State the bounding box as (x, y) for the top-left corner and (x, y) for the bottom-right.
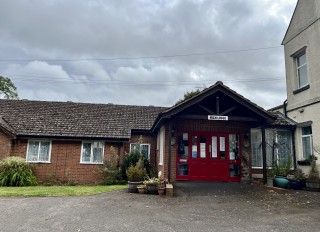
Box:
(0, 76), (18, 99)
(175, 89), (201, 106)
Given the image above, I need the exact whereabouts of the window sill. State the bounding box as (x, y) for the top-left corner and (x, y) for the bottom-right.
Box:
(293, 84), (310, 94)
(80, 162), (103, 165)
(297, 160), (310, 166)
(27, 161), (51, 164)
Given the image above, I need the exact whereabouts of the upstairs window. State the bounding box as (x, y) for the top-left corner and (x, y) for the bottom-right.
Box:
(302, 126), (313, 159)
(130, 143), (150, 160)
(81, 141), (104, 164)
(296, 52), (308, 88)
(26, 140), (51, 163)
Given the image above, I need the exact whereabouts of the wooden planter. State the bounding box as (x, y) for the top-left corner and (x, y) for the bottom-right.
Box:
(306, 180), (320, 190)
(127, 181), (143, 193)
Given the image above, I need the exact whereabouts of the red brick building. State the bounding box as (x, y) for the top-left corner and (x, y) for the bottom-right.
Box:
(0, 82), (295, 184)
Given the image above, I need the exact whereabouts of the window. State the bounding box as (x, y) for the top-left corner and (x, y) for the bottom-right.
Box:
(26, 140), (51, 162)
(251, 129), (292, 168)
(130, 143), (150, 160)
(302, 126), (313, 159)
(81, 141), (104, 164)
(296, 52), (308, 88)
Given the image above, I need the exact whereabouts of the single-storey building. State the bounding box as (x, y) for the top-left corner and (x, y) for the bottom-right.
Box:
(0, 81), (295, 184)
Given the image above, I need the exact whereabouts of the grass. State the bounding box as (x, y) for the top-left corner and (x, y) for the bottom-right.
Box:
(0, 185), (127, 197)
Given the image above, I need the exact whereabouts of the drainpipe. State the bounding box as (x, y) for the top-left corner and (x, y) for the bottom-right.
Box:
(168, 121), (172, 183)
(291, 127), (297, 170)
(283, 99), (288, 117)
(261, 127), (267, 185)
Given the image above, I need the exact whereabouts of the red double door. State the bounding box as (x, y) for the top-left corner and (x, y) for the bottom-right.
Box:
(176, 132), (241, 181)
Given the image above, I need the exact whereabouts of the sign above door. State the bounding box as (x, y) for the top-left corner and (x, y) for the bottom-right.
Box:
(208, 115), (228, 121)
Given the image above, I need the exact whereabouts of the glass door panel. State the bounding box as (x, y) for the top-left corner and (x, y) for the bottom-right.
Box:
(200, 136), (206, 158)
(192, 136), (198, 158)
(211, 136), (217, 158)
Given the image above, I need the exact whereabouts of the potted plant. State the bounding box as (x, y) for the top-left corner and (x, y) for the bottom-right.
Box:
(137, 184), (146, 194)
(306, 155), (320, 190)
(143, 176), (160, 194)
(126, 159), (147, 193)
(289, 169), (306, 190)
(272, 155), (292, 189)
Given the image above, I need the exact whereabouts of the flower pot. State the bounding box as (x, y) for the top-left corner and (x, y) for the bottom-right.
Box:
(137, 186), (146, 194)
(290, 180), (305, 190)
(273, 175), (289, 189)
(146, 183), (158, 194)
(158, 187), (165, 196)
(127, 181), (143, 193)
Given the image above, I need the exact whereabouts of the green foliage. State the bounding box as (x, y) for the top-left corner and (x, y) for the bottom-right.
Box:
(308, 155), (319, 180)
(126, 159), (147, 182)
(0, 156), (37, 186)
(293, 169), (306, 181)
(175, 89), (201, 106)
(100, 146), (124, 185)
(123, 150), (151, 179)
(0, 76), (18, 99)
(272, 155), (292, 177)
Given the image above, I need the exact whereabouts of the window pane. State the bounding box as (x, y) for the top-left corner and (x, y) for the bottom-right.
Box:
(297, 53), (306, 66)
(92, 142), (103, 163)
(302, 126), (312, 135)
(39, 142), (50, 162)
(178, 133), (189, 158)
(212, 136), (217, 158)
(192, 136), (198, 158)
(130, 144), (140, 152)
(200, 136), (206, 158)
(298, 65), (308, 87)
(251, 129), (262, 167)
(82, 143), (91, 162)
(27, 141), (39, 161)
(229, 134), (239, 160)
(302, 136), (312, 159)
(141, 144), (149, 159)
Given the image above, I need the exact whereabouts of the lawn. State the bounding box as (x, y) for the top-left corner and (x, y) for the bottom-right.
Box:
(0, 185), (127, 197)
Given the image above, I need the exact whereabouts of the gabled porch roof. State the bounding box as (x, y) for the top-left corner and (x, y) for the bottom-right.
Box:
(151, 81), (276, 131)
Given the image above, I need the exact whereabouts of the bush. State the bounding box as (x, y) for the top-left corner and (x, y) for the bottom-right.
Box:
(123, 151), (151, 180)
(100, 146), (124, 185)
(126, 159), (147, 182)
(0, 156), (37, 186)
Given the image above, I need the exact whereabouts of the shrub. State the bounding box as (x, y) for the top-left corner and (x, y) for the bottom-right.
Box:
(0, 156), (37, 186)
(100, 146), (124, 185)
(123, 150), (151, 180)
(126, 159), (146, 182)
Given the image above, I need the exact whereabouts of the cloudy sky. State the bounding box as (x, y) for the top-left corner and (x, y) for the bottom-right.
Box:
(0, 0), (297, 109)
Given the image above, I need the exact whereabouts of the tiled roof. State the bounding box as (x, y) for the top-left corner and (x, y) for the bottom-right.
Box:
(0, 99), (167, 139)
(268, 111), (297, 126)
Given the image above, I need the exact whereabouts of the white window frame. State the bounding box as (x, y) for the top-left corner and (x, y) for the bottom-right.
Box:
(159, 126), (165, 165)
(26, 139), (52, 163)
(80, 141), (105, 164)
(301, 126), (313, 159)
(296, 51), (308, 89)
(130, 143), (151, 160)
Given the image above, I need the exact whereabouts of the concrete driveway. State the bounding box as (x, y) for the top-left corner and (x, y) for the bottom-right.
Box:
(1, 182), (320, 232)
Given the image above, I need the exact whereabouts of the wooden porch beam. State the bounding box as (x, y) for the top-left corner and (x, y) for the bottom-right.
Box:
(220, 106), (238, 116)
(199, 104), (215, 115)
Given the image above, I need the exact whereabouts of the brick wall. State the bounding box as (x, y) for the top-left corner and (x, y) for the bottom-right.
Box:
(12, 139), (124, 184)
(0, 131), (12, 160)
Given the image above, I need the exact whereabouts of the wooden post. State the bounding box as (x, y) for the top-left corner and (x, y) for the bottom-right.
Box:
(261, 127), (267, 185)
(168, 121), (172, 183)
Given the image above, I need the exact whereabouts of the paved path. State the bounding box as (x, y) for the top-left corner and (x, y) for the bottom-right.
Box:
(1, 182), (320, 232)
